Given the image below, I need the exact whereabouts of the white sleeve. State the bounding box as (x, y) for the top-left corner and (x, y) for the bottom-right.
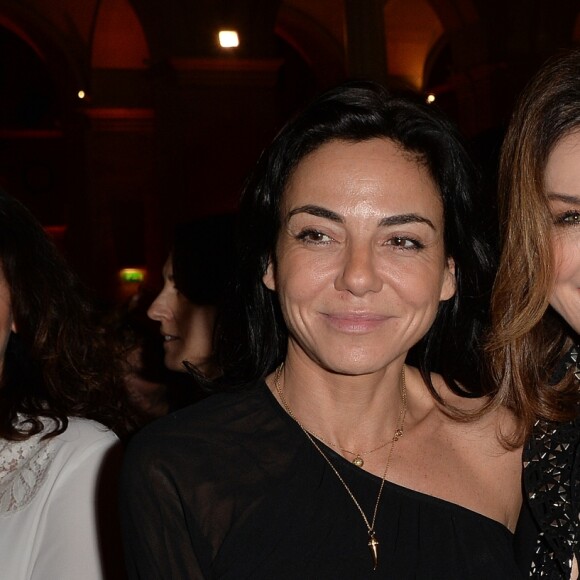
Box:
(31, 431), (123, 580)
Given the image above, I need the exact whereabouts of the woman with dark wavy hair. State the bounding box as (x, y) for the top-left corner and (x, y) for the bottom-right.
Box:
(122, 82), (523, 579)
(0, 191), (134, 579)
(488, 48), (580, 578)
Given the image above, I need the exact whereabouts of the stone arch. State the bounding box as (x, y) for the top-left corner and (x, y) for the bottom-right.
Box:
(0, 6), (85, 110)
(384, 0), (444, 91)
(91, 0), (150, 69)
(275, 4), (345, 91)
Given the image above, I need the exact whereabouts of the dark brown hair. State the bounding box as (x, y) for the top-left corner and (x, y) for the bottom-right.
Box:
(0, 191), (136, 440)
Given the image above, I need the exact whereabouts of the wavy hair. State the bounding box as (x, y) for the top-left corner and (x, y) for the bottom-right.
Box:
(0, 191), (136, 440)
(487, 48), (580, 440)
(212, 81), (494, 406)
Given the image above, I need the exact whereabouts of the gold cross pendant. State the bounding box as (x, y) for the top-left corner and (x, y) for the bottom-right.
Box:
(368, 532), (379, 570)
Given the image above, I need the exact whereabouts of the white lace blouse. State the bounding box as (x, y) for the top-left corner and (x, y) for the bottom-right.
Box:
(0, 416), (119, 579)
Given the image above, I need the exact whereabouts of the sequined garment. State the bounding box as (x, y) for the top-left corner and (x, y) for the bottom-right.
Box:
(523, 346), (580, 578)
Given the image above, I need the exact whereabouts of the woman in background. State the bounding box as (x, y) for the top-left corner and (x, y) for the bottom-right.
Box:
(487, 48), (580, 578)
(0, 191), (134, 579)
(147, 214), (236, 378)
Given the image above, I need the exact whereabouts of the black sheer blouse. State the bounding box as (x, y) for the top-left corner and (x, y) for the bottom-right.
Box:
(120, 382), (522, 579)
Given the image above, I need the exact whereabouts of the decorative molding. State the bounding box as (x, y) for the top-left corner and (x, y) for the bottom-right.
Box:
(83, 107), (155, 132)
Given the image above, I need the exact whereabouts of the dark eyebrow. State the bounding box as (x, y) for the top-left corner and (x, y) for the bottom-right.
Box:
(548, 192), (580, 205)
(287, 206), (436, 230)
(287, 205), (343, 223)
(378, 213), (436, 230)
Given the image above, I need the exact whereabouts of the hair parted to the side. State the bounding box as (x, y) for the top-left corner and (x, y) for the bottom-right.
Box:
(212, 81), (494, 406)
(0, 191), (137, 441)
(487, 48), (580, 440)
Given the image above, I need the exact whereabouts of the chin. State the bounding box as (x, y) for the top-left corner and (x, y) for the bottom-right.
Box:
(317, 355), (391, 377)
(164, 357), (186, 373)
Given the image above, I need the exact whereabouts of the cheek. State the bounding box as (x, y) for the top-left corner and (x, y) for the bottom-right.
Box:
(276, 252), (334, 297)
(389, 260), (448, 300)
(552, 236), (580, 284)
(174, 299), (196, 330)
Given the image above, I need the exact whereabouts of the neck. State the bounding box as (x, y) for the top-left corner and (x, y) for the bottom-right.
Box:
(270, 351), (407, 452)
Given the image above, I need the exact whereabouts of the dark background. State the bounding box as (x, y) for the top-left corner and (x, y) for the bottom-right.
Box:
(0, 0), (577, 301)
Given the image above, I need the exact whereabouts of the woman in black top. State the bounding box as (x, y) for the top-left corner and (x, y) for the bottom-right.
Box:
(121, 82), (524, 579)
(488, 49), (580, 578)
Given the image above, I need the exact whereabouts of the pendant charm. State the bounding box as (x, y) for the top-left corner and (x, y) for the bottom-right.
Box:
(352, 455), (364, 467)
(368, 532), (379, 570)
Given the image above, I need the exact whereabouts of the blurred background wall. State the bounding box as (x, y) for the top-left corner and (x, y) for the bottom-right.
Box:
(0, 0), (578, 301)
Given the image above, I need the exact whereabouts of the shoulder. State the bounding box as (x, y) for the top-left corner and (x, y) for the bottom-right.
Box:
(48, 418), (119, 465)
(0, 417), (118, 515)
(408, 368), (521, 452)
(41, 419), (121, 490)
(59, 417), (118, 446)
(525, 415), (580, 466)
(124, 384), (272, 466)
(133, 383), (268, 437)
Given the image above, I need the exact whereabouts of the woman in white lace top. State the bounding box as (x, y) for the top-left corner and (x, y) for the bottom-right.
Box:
(0, 191), (135, 579)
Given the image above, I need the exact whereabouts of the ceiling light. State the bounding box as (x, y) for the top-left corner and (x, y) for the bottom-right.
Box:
(218, 30), (239, 48)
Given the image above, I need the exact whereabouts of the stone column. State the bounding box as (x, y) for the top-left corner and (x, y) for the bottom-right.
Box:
(79, 107), (156, 302)
(344, 0), (388, 84)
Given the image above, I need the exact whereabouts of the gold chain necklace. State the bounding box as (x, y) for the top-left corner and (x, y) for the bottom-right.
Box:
(274, 363), (407, 571)
(298, 426), (394, 468)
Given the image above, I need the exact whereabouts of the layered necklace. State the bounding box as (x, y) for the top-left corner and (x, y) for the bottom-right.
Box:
(274, 364), (407, 570)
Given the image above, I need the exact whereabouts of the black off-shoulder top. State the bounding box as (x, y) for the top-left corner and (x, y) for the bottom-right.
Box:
(121, 381), (522, 579)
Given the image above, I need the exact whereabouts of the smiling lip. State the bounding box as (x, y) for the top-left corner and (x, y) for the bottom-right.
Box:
(322, 312), (389, 333)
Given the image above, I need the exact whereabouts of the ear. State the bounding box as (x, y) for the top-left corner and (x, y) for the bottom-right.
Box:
(440, 256), (456, 302)
(262, 257), (276, 291)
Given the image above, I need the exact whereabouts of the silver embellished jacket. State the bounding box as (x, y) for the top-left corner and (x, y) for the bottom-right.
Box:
(522, 346), (580, 578)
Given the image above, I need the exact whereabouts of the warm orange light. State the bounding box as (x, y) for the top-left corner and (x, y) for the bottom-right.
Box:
(218, 30), (239, 48)
(426, 93), (436, 104)
(78, 90), (86, 100)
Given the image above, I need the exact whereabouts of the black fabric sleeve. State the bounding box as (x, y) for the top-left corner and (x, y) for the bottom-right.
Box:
(119, 430), (210, 580)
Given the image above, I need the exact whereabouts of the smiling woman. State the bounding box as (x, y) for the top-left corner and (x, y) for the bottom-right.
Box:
(121, 82), (523, 579)
(488, 48), (580, 578)
(545, 132), (580, 335)
(262, 138), (456, 378)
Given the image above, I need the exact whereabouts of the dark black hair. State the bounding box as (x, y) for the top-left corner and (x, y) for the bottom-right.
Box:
(213, 81), (493, 400)
(171, 213), (237, 305)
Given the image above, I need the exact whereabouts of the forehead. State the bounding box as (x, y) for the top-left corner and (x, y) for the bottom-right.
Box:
(545, 130), (580, 192)
(282, 138), (442, 217)
(162, 256), (174, 278)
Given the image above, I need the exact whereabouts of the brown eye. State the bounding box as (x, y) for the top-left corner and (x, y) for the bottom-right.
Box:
(296, 229), (333, 244)
(387, 236), (424, 250)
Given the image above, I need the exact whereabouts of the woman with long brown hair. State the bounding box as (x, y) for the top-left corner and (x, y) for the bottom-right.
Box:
(0, 191), (135, 579)
(488, 49), (580, 577)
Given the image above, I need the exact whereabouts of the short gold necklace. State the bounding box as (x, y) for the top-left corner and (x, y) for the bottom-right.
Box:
(274, 363), (407, 571)
(299, 427), (394, 468)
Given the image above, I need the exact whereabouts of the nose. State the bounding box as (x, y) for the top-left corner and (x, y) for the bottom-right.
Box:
(334, 241), (382, 296)
(147, 290), (172, 322)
